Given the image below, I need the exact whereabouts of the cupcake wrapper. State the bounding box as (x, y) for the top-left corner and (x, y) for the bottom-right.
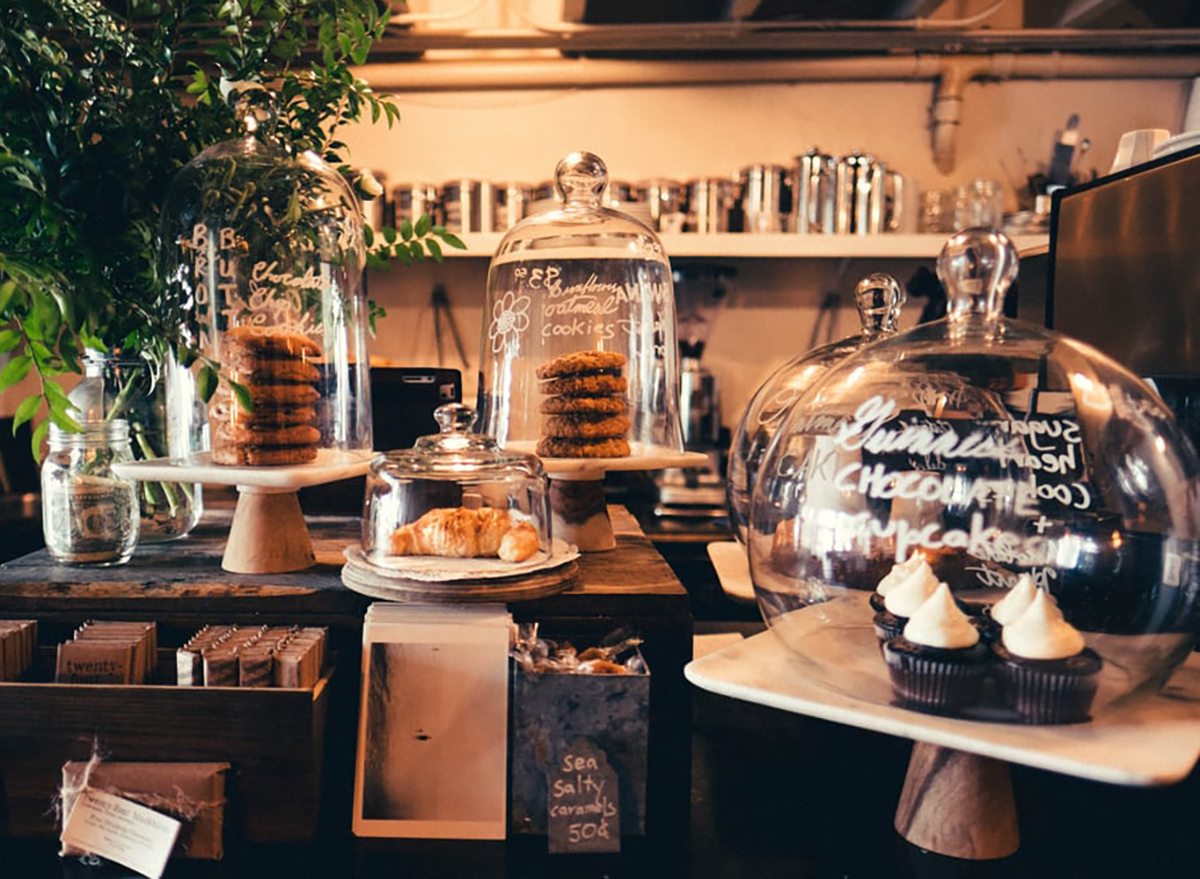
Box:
(884, 648), (988, 712)
(997, 663), (1099, 725)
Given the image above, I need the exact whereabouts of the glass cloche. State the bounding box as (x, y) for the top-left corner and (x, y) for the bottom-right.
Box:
(727, 273), (905, 546)
(160, 85), (372, 467)
(476, 151), (684, 460)
(361, 404), (551, 565)
(750, 229), (1200, 724)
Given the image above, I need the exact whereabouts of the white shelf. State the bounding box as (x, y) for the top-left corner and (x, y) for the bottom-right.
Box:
(444, 232), (1050, 260)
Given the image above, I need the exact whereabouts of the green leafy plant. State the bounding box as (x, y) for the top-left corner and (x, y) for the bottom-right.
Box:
(0, 0), (463, 459)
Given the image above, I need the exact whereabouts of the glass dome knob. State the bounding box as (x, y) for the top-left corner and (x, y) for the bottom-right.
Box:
(230, 82), (279, 140)
(434, 403), (478, 434)
(936, 227), (1019, 326)
(854, 272), (905, 338)
(554, 150), (608, 206)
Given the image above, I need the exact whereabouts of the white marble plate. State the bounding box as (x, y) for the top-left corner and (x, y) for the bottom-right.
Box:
(707, 540), (756, 604)
(113, 448), (373, 489)
(686, 628), (1200, 786)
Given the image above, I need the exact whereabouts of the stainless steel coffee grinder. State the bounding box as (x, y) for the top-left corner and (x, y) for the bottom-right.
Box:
(656, 264), (736, 517)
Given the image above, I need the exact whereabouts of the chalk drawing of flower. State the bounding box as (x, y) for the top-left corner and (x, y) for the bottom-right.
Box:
(489, 289), (531, 353)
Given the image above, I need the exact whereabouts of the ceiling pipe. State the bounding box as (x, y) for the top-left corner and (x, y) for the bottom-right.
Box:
(355, 53), (1200, 172)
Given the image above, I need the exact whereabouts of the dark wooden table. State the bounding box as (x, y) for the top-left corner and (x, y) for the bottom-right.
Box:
(0, 506), (692, 877)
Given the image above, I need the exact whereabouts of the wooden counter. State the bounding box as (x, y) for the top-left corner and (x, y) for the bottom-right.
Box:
(0, 506), (692, 871)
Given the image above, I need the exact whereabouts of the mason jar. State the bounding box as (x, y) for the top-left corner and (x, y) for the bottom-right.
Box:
(40, 420), (140, 566)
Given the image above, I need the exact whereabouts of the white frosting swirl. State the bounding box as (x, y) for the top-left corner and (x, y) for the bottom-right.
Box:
(902, 582), (980, 649)
(877, 553), (930, 597)
(883, 559), (940, 616)
(1001, 589), (1086, 660)
(989, 573), (1040, 626)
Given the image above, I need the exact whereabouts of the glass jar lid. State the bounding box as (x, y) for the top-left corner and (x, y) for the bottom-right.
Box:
(750, 229), (1200, 721)
(727, 272), (905, 545)
(477, 151), (684, 456)
(375, 404), (545, 481)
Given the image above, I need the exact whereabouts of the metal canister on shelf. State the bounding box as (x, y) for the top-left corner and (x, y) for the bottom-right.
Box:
(834, 152), (886, 235)
(639, 178), (688, 233)
(737, 164), (791, 233)
(793, 148), (835, 234)
(492, 182), (533, 231)
(392, 182), (441, 227)
(442, 179), (490, 233)
(687, 177), (737, 233)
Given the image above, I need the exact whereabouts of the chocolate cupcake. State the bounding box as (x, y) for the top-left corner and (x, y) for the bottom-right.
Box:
(872, 556), (939, 646)
(870, 552), (930, 614)
(981, 572), (1043, 642)
(883, 582), (990, 714)
(993, 589), (1101, 725)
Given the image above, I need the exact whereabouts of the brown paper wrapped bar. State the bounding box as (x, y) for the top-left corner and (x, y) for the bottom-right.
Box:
(60, 761), (231, 860)
(75, 621), (157, 683)
(238, 644), (275, 688)
(202, 646), (239, 687)
(55, 640), (135, 684)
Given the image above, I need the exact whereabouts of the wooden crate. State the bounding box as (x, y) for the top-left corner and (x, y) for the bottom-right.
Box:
(0, 648), (331, 844)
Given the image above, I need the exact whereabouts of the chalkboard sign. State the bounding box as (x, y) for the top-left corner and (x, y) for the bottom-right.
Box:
(547, 738), (620, 854)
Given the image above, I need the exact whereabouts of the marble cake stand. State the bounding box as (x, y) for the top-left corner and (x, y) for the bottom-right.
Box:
(114, 450), (372, 574)
(508, 441), (708, 551)
(685, 629), (1200, 861)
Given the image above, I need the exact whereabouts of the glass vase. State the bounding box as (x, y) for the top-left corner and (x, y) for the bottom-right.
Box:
(69, 353), (204, 542)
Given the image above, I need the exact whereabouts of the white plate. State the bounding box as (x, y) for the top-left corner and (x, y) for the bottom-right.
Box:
(687, 628), (1200, 786)
(113, 448), (373, 489)
(505, 441), (708, 476)
(1151, 130), (1200, 159)
(345, 538), (579, 582)
(707, 540), (756, 604)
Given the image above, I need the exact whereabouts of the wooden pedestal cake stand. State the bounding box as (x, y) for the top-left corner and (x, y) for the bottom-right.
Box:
(685, 629), (1200, 862)
(509, 442), (708, 552)
(114, 450), (372, 574)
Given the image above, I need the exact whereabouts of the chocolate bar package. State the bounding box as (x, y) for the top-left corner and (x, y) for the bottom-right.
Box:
(60, 761), (230, 860)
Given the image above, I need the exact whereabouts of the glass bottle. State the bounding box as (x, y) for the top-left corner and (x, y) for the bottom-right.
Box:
(40, 420), (140, 566)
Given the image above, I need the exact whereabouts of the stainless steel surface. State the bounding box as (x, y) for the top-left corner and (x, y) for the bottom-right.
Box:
(441, 178), (487, 233)
(737, 164), (790, 233)
(793, 148), (836, 234)
(640, 178), (688, 233)
(834, 152), (885, 235)
(687, 177), (736, 233)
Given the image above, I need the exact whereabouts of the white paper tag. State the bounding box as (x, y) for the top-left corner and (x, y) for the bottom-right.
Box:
(61, 788), (181, 879)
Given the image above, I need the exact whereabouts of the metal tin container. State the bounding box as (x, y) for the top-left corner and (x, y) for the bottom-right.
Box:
(393, 182), (442, 226)
(687, 177), (736, 233)
(793, 148), (836, 234)
(738, 164), (791, 233)
(834, 152), (885, 235)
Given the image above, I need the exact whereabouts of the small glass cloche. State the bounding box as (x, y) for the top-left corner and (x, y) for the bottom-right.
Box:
(362, 404), (551, 565)
(476, 150), (684, 460)
(727, 273), (905, 546)
(159, 84), (372, 467)
(751, 229), (1200, 724)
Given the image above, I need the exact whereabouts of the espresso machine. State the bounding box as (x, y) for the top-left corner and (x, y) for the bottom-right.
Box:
(656, 264), (735, 518)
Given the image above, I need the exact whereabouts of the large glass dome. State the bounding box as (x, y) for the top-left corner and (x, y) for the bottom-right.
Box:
(160, 85), (372, 467)
(727, 272), (905, 546)
(750, 229), (1200, 724)
(476, 151), (684, 460)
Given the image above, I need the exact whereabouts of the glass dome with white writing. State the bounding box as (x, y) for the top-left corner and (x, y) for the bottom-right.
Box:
(750, 228), (1200, 723)
(160, 84), (371, 467)
(727, 273), (905, 547)
(476, 151), (684, 460)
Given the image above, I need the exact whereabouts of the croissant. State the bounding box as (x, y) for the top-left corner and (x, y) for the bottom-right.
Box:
(390, 507), (540, 563)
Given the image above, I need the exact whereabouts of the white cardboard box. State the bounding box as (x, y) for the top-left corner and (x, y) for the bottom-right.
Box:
(353, 602), (512, 839)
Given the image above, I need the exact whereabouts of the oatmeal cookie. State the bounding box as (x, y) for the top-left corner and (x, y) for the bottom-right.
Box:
(536, 436), (631, 458)
(539, 395), (627, 415)
(536, 350), (627, 380)
(210, 444), (319, 466)
(542, 414), (631, 439)
(539, 374), (627, 397)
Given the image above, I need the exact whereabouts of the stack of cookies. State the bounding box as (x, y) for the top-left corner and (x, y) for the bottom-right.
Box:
(209, 328), (322, 466)
(536, 350), (632, 458)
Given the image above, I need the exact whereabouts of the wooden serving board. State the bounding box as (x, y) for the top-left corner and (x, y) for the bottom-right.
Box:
(341, 558), (579, 603)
